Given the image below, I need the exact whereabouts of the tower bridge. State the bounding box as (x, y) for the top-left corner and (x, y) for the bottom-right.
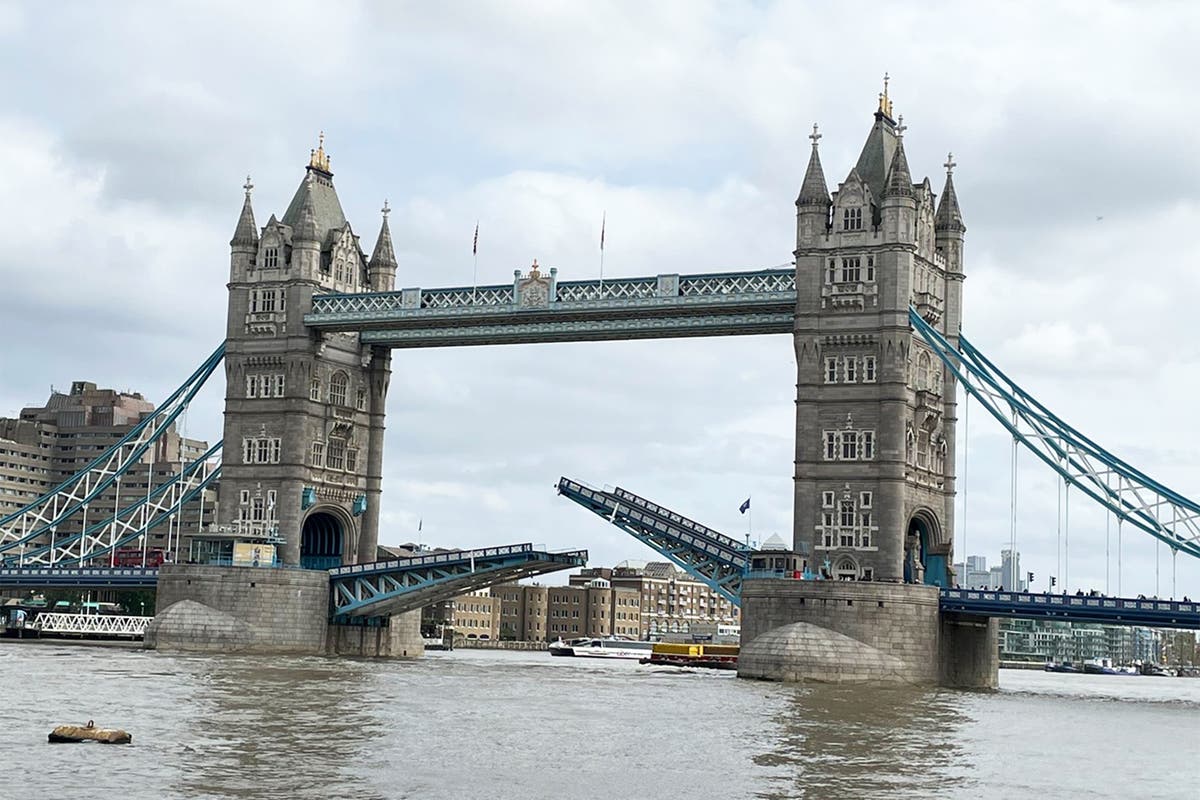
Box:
(2, 87), (1198, 680)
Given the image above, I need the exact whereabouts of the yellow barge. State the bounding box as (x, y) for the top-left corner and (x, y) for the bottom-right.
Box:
(639, 642), (739, 670)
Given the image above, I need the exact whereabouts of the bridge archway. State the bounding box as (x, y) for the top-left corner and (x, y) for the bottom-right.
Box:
(301, 507), (350, 570)
(905, 510), (948, 588)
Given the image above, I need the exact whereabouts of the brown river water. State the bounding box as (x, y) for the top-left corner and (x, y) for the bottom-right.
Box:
(1, 642), (1197, 799)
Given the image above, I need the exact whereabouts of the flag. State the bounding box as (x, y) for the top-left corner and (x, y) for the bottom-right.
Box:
(600, 211), (606, 251)
(472, 222), (478, 256)
(418, 517), (423, 532)
(739, 498), (751, 514)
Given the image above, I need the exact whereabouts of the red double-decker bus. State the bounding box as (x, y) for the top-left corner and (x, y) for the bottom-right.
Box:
(112, 548), (166, 568)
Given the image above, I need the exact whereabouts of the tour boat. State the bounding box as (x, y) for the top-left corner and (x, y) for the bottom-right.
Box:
(548, 637), (589, 657)
(1082, 658), (1136, 675)
(550, 636), (655, 660)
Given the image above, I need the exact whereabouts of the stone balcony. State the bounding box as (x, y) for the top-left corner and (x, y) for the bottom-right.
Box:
(821, 281), (879, 311)
(913, 291), (944, 324)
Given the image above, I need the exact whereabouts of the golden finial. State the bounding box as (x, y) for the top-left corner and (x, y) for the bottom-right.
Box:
(529, 259), (541, 279)
(878, 72), (894, 118)
(309, 131), (331, 172)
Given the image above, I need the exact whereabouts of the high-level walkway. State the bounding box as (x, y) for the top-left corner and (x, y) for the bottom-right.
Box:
(305, 268), (797, 347)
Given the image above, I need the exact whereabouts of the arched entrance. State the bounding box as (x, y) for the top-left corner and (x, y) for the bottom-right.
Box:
(905, 512), (948, 588)
(301, 510), (345, 570)
(833, 556), (859, 581)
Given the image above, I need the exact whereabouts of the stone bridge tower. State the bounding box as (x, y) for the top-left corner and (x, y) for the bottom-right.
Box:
(792, 85), (966, 587)
(220, 137), (395, 567)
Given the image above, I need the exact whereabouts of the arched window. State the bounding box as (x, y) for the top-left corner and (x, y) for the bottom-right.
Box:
(329, 372), (348, 406)
(917, 352), (931, 391)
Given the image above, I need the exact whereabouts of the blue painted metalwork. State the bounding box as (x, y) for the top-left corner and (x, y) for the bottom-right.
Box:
(556, 478), (749, 605)
(305, 267), (797, 348)
(329, 543), (588, 618)
(940, 588), (1200, 630)
(0, 344), (226, 558)
(0, 567), (159, 589)
(3, 442), (223, 568)
(910, 308), (1200, 560)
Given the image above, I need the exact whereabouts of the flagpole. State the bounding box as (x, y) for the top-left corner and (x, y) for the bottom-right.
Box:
(472, 221), (479, 304)
(748, 500), (752, 549)
(599, 211), (606, 297)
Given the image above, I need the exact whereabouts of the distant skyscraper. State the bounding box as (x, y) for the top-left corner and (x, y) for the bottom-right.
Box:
(1000, 548), (1024, 591)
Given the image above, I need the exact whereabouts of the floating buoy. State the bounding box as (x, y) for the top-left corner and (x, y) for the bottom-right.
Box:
(48, 719), (131, 744)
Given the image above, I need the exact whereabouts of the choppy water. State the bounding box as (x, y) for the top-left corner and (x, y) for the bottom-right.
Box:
(2, 642), (1198, 799)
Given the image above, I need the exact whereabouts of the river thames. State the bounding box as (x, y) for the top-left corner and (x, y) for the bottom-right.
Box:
(2, 643), (1197, 799)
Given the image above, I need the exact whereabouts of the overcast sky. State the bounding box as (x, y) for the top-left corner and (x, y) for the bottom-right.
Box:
(2, 1), (1198, 596)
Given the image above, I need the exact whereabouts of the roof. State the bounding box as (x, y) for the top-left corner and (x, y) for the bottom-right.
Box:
(852, 112), (899, 206)
(935, 171), (966, 232)
(760, 533), (789, 550)
(796, 143), (830, 206)
(282, 167), (346, 247)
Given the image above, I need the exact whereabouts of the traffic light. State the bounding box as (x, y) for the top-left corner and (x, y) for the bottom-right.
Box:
(1027, 571), (1034, 584)
(1050, 576), (1057, 587)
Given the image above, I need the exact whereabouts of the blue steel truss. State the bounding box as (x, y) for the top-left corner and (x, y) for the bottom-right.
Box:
(305, 268), (797, 347)
(3, 443), (223, 568)
(0, 567), (159, 589)
(329, 544), (588, 618)
(910, 308), (1200, 561)
(556, 478), (749, 605)
(0, 344), (226, 562)
(940, 588), (1200, 629)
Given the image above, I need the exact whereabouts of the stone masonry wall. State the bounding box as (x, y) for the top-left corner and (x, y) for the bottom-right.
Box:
(740, 579), (941, 684)
(328, 609), (424, 658)
(939, 611), (999, 688)
(150, 564), (330, 654)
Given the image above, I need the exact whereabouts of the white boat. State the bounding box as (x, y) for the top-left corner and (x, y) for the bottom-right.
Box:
(557, 636), (656, 660)
(548, 637), (588, 657)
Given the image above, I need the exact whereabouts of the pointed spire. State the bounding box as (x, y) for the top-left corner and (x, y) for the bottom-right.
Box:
(935, 153), (966, 232)
(230, 174), (259, 247)
(796, 123), (831, 207)
(294, 175), (321, 243)
(883, 133), (914, 199)
(369, 200), (397, 269)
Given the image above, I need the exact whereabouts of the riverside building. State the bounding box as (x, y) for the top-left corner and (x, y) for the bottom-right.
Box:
(431, 560), (740, 642)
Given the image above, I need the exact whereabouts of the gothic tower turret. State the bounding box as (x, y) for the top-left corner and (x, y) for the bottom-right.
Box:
(218, 135), (393, 568)
(792, 81), (963, 587)
(230, 176), (258, 279)
(369, 202), (398, 293)
(795, 124), (832, 248)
